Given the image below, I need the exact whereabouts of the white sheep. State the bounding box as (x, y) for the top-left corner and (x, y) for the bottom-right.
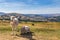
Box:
(10, 16), (19, 35)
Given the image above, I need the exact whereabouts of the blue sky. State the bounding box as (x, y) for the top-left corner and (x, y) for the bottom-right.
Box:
(0, 0), (60, 14)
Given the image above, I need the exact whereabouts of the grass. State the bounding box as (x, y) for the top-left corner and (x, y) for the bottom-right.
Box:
(0, 21), (60, 32)
(0, 21), (60, 40)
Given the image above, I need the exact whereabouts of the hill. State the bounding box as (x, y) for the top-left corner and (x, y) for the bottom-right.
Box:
(0, 12), (6, 16)
(0, 13), (47, 22)
(0, 12), (60, 22)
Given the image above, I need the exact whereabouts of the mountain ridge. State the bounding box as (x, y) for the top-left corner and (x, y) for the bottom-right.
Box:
(0, 12), (60, 22)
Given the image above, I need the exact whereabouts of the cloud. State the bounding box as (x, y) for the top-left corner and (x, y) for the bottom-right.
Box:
(0, 0), (60, 14)
(1, 7), (60, 14)
(19, 7), (60, 14)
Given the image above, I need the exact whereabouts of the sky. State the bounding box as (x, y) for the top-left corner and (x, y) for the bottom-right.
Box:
(0, 0), (60, 14)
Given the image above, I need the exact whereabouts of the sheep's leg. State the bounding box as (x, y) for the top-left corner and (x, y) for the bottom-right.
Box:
(10, 22), (14, 35)
(10, 22), (18, 36)
(13, 25), (18, 36)
(11, 25), (15, 36)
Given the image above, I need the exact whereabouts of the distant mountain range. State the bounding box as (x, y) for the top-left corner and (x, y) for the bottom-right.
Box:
(0, 12), (60, 22)
(23, 14), (60, 17)
(0, 12), (60, 18)
(0, 12), (6, 16)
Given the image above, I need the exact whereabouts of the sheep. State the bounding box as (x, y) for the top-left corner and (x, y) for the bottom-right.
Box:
(10, 16), (19, 36)
(20, 26), (34, 40)
(20, 26), (30, 35)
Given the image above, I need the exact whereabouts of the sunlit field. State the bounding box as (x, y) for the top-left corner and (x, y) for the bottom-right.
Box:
(0, 20), (60, 40)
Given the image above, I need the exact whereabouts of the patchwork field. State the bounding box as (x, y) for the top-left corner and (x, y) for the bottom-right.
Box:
(0, 20), (60, 40)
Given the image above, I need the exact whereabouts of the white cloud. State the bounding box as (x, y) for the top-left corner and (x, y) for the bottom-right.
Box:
(0, 0), (60, 14)
(0, 2), (28, 7)
(1, 7), (60, 14)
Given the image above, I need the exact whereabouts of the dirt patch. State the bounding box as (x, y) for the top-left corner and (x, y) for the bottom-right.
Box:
(0, 33), (29, 40)
(0, 33), (60, 40)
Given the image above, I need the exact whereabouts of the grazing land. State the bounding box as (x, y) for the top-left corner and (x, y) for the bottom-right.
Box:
(0, 20), (60, 40)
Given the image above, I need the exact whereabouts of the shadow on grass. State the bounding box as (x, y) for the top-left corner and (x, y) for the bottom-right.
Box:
(16, 32), (36, 40)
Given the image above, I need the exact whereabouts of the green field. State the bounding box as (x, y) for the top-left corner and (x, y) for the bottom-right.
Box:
(0, 21), (60, 40)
